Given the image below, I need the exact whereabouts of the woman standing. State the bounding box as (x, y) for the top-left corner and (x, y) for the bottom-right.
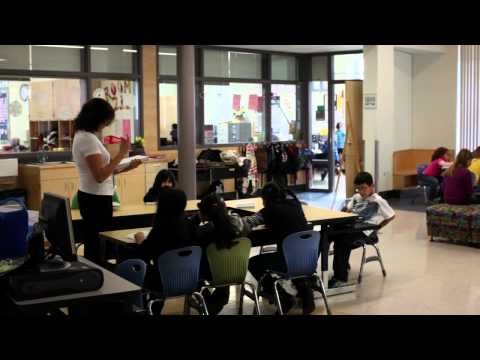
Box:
(73, 98), (142, 265)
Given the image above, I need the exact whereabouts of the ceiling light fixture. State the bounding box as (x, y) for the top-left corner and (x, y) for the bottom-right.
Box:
(90, 46), (109, 51)
(33, 45), (85, 49)
(158, 52), (177, 56)
(122, 49), (138, 53)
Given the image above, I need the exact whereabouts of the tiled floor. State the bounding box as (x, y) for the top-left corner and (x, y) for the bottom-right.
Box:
(161, 194), (480, 315)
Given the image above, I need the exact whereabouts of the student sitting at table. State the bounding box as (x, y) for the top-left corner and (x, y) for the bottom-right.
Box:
(143, 169), (176, 203)
(196, 193), (262, 315)
(422, 147), (453, 202)
(133, 188), (197, 314)
(442, 149), (479, 205)
(247, 182), (315, 315)
(327, 172), (395, 288)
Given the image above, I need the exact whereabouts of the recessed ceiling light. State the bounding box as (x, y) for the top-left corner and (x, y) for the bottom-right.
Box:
(122, 49), (138, 53)
(0, 59), (7, 62)
(91, 46), (109, 51)
(33, 45), (85, 49)
(158, 52), (177, 56)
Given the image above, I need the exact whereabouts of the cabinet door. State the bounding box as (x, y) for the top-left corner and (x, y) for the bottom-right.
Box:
(41, 179), (69, 199)
(116, 173), (145, 206)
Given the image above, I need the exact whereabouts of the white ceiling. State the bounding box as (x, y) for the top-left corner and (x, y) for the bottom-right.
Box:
(216, 45), (363, 54)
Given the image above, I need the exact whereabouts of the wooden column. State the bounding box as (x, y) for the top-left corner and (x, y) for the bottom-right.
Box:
(141, 45), (158, 154)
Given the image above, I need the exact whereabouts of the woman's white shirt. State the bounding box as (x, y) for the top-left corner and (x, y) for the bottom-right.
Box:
(72, 130), (114, 196)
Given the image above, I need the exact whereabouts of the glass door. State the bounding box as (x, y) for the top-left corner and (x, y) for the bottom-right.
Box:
(308, 81), (330, 191)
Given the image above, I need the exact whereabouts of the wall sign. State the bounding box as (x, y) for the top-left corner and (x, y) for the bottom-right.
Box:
(364, 94), (377, 109)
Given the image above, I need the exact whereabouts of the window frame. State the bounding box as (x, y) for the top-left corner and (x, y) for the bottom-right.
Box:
(0, 45), (143, 151)
(157, 45), (179, 149)
(196, 46), (305, 147)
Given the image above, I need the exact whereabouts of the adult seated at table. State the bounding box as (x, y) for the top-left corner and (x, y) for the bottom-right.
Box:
(469, 147), (480, 191)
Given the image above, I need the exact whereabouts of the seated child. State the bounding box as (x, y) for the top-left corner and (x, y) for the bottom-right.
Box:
(196, 193), (262, 315)
(328, 172), (395, 288)
(422, 147), (453, 202)
(143, 169), (176, 203)
(132, 189), (197, 314)
(247, 183), (315, 315)
(442, 149), (478, 205)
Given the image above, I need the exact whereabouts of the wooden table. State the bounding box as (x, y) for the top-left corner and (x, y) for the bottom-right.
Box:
(99, 198), (357, 297)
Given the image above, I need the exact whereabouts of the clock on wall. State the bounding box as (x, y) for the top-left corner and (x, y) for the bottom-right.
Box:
(20, 84), (29, 102)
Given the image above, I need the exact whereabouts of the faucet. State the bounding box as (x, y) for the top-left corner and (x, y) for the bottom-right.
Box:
(37, 152), (48, 164)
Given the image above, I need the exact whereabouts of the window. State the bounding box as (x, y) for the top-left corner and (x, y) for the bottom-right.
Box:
(271, 84), (300, 142)
(91, 79), (139, 139)
(271, 55), (298, 81)
(0, 78), (87, 151)
(333, 53), (364, 80)
(158, 46), (177, 76)
(203, 49), (262, 79)
(0, 45), (84, 72)
(90, 45), (138, 74)
(312, 56), (328, 81)
(159, 82), (178, 145)
(203, 82), (265, 144)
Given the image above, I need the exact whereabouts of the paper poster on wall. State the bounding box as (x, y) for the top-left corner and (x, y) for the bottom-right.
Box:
(0, 89), (8, 142)
(122, 119), (131, 139)
(233, 95), (241, 111)
(256, 96), (264, 113)
(248, 95), (258, 111)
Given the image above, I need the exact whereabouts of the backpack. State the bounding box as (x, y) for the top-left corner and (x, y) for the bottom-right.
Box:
(0, 199), (29, 260)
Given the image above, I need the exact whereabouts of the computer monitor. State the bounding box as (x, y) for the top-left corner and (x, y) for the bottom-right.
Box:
(39, 193), (77, 263)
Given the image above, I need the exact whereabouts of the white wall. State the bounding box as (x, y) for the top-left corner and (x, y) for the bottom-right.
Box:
(394, 51), (413, 151)
(412, 45), (458, 149)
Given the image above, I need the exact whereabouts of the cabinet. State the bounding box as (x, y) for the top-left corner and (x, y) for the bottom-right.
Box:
(19, 160), (168, 210)
(115, 166), (146, 205)
(18, 164), (80, 210)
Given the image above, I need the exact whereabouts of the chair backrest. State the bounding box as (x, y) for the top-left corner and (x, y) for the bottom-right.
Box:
(115, 259), (147, 309)
(282, 230), (320, 278)
(416, 164), (428, 177)
(157, 246), (202, 298)
(0, 200), (28, 260)
(115, 259), (147, 287)
(206, 238), (251, 286)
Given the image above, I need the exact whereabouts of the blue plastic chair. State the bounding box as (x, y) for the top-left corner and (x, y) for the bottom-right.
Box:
(148, 246), (208, 315)
(0, 198), (29, 260)
(266, 230), (331, 315)
(115, 259), (147, 311)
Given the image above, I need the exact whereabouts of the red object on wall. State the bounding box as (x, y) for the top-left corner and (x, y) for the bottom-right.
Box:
(248, 95), (258, 111)
(256, 96), (264, 113)
(233, 95), (241, 111)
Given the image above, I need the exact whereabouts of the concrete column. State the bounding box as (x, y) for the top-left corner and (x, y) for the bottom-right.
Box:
(363, 45), (395, 192)
(178, 45), (197, 200)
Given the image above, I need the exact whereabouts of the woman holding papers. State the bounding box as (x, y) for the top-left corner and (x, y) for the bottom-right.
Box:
(72, 98), (142, 265)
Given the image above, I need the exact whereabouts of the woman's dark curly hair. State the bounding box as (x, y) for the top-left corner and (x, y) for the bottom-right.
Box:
(74, 98), (115, 133)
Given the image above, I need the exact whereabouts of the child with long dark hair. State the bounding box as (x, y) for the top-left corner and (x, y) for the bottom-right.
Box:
(422, 147), (453, 202)
(248, 182), (314, 315)
(196, 193), (262, 315)
(143, 169), (176, 203)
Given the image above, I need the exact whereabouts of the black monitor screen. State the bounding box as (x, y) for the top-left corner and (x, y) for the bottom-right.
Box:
(39, 193), (77, 262)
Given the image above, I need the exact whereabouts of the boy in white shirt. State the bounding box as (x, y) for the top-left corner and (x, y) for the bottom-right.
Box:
(328, 172), (395, 288)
